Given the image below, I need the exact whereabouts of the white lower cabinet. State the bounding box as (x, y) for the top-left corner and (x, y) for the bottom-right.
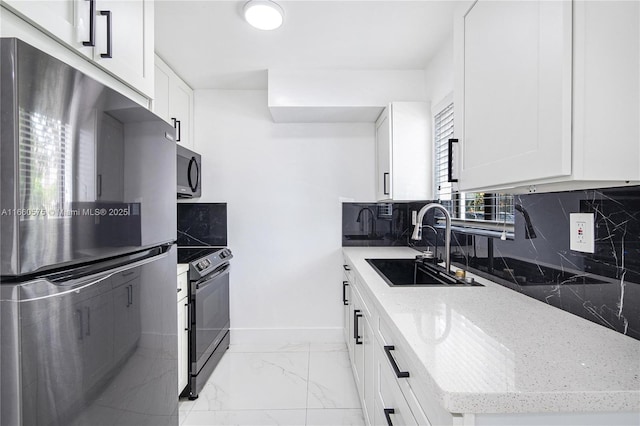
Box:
(342, 259), (440, 426)
(343, 251), (640, 426)
(342, 259), (375, 424)
(177, 269), (189, 395)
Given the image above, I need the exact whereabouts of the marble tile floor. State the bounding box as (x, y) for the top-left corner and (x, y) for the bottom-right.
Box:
(179, 342), (365, 426)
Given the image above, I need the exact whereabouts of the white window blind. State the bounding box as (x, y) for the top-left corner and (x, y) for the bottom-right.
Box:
(434, 102), (454, 214)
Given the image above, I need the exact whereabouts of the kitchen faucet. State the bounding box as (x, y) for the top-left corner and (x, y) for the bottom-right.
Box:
(514, 204), (537, 239)
(411, 203), (452, 274)
(356, 207), (377, 236)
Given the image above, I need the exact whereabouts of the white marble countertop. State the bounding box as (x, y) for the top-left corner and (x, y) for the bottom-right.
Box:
(343, 246), (640, 414)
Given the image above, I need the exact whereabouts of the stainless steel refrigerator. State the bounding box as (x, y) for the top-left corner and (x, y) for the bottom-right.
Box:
(1, 38), (178, 426)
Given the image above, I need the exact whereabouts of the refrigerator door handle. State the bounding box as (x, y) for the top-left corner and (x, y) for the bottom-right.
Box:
(86, 307), (91, 336)
(20, 249), (171, 302)
(76, 309), (84, 341)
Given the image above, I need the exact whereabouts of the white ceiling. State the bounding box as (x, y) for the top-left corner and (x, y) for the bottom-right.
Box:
(155, 1), (461, 90)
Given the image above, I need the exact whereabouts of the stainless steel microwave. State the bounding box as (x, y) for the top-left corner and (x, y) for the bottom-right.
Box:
(177, 145), (201, 198)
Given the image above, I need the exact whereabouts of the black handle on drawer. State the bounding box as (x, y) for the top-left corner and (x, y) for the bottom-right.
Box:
(343, 264), (350, 271)
(354, 309), (362, 344)
(383, 172), (390, 195)
(83, 0), (96, 46)
(448, 138), (458, 183)
(342, 281), (349, 305)
(384, 408), (395, 426)
(99, 10), (112, 58)
(384, 345), (410, 378)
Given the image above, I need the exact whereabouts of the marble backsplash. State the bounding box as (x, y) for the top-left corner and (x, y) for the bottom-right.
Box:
(342, 186), (640, 340)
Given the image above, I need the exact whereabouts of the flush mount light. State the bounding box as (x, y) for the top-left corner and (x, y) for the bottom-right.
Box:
(243, 0), (284, 30)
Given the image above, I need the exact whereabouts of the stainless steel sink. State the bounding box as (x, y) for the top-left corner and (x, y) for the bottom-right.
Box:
(366, 258), (483, 287)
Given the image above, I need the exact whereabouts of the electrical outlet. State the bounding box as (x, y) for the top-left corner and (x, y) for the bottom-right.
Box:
(412, 210), (417, 226)
(570, 213), (595, 253)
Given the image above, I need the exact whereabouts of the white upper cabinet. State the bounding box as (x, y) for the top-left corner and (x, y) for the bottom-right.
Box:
(153, 55), (194, 150)
(375, 102), (432, 201)
(91, 0), (154, 97)
(2, 0), (154, 98)
(454, 0), (640, 193)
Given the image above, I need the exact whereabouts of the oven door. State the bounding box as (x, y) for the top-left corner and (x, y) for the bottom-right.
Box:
(191, 262), (230, 373)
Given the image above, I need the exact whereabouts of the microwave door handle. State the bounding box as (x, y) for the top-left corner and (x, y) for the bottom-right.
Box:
(187, 157), (199, 192)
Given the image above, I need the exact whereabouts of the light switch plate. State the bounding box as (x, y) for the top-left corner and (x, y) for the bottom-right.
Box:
(570, 213), (595, 253)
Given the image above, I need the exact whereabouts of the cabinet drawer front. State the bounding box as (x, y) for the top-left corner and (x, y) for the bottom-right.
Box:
(376, 345), (419, 426)
(177, 271), (188, 301)
(378, 315), (454, 426)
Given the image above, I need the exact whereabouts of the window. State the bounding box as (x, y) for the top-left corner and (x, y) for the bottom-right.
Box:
(433, 101), (514, 227)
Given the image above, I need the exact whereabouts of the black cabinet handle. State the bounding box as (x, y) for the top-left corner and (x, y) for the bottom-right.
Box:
(448, 138), (458, 183)
(343, 264), (350, 271)
(126, 284), (132, 307)
(354, 310), (363, 345)
(172, 118), (182, 142)
(82, 0), (95, 47)
(383, 172), (390, 195)
(342, 281), (349, 305)
(99, 10), (112, 58)
(384, 345), (409, 378)
(384, 408), (395, 426)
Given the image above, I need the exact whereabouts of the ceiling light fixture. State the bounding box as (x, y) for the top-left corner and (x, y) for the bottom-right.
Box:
(243, 0), (284, 31)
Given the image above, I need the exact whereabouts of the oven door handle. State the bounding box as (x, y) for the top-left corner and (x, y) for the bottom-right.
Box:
(195, 263), (230, 290)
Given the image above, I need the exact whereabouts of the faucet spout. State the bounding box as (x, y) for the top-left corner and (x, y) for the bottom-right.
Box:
(411, 203), (452, 273)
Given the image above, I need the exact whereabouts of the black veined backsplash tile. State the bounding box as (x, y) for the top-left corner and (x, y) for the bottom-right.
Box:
(448, 186), (640, 340)
(177, 203), (227, 247)
(342, 187), (640, 341)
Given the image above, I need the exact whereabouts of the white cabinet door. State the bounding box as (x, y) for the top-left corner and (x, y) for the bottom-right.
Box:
(362, 311), (375, 425)
(177, 298), (188, 394)
(154, 61), (171, 123)
(1, 0), (92, 58)
(375, 103), (432, 201)
(177, 271), (189, 394)
(92, 0), (154, 97)
(342, 274), (351, 346)
(2, 0), (153, 97)
(456, 0), (572, 191)
(153, 55), (194, 149)
(350, 282), (376, 425)
(170, 78), (193, 149)
(375, 108), (392, 201)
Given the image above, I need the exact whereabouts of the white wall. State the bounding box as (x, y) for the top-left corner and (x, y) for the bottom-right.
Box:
(194, 89), (375, 344)
(424, 35), (454, 110)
